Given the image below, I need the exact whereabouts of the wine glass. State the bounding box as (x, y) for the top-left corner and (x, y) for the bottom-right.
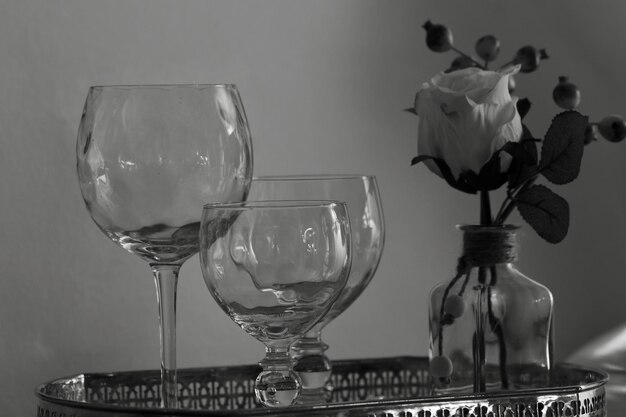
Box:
(76, 84), (253, 408)
(199, 200), (351, 407)
(247, 175), (385, 403)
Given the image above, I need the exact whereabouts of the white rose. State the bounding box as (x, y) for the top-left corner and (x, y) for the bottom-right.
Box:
(416, 66), (522, 181)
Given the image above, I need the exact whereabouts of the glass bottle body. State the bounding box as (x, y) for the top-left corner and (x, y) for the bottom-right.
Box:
(428, 226), (554, 394)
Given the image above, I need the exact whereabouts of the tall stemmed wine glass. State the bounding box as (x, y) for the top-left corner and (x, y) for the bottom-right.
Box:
(247, 175), (385, 403)
(76, 84), (253, 408)
(199, 201), (351, 407)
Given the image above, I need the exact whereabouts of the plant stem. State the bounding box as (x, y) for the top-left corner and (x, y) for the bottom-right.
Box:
(494, 175), (538, 224)
(497, 59), (518, 71)
(473, 288), (487, 393)
(437, 266), (467, 355)
(488, 266), (509, 389)
(474, 190), (491, 393)
(480, 191), (492, 225)
(450, 45), (486, 70)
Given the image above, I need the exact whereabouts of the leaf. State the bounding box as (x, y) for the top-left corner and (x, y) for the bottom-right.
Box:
(461, 151), (508, 191)
(515, 184), (569, 243)
(539, 111), (588, 185)
(404, 107), (418, 115)
(516, 98), (532, 120)
(411, 155), (433, 166)
(411, 155), (477, 194)
(505, 124), (540, 189)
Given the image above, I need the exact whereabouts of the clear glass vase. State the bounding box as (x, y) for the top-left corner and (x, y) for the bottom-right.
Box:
(428, 225), (554, 394)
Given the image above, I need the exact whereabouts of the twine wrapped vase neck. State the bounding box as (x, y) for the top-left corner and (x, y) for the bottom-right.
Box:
(459, 224), (518, 267)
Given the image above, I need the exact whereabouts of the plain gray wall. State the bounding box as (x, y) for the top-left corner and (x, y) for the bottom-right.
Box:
(1, 0), (625, 414)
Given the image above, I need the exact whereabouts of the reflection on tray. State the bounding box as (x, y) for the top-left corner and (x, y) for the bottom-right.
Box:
(36, 356), (607, 416)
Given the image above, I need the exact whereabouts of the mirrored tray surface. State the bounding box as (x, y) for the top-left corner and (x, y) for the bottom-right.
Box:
(36, 356), (607, 416)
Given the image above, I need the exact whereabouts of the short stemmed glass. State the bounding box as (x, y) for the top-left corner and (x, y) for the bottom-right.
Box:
(247, 175), (385, 403)
(76, 84), (253, 408)
(199, 201), (351, 407)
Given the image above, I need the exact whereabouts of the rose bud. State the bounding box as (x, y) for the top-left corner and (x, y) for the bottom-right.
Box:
(508, 75), (516, 94)
(415, 66), (523, 181)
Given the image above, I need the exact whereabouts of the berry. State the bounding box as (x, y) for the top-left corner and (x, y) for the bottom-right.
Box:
(475, 35), (500, 62)
(514, 46), (549, 73)
(429, 355), (453, 378)
(444, 294), (466, 318)
(446, 55), (476, 72)
(423, 20), (453, 53)
(552, 76), (581, 110)
(598, 115), (626, 143)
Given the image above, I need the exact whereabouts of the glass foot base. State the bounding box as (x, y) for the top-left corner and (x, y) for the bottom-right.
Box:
(254, 369), (301, 407)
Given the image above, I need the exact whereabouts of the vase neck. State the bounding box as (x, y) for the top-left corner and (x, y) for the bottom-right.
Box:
(460, 225), (518, 266)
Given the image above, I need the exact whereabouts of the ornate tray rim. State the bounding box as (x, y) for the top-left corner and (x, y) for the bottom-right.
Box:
(35, 356), (609, 416)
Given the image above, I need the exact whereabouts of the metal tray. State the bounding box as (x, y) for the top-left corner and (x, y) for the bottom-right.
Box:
(35, 356), (607, 416)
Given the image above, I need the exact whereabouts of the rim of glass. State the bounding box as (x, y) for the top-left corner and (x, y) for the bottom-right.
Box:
(203, 200), (346, 210)
(89, 83), (237, 90)
(252, 174), (375, 181)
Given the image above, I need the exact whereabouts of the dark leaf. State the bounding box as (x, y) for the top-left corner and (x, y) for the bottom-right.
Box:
(516, 124), (539, 166)
(412, 155), (477, 194)
(478, 152), (507, 183)
(404, 107), (418, 115)
(505, 124), (540, 189)
(539, 111), (588, 184)
(516, 98), (532, 120)
(411, 155), (433, 166)
(516, 184), (569, 243)
(464, 151), (508, 191)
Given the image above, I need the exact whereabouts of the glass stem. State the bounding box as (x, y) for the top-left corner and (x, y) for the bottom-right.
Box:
(152, 264), (180, 408)
(255, 342), (302, 407)
(261, 343), (293, 370)
(292, 328), (332, 404)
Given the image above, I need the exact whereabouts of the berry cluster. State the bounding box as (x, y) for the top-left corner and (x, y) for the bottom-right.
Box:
(423, 20), (626, 144)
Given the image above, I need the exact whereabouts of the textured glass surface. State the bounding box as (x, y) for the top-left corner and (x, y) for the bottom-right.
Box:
(77, 84), (253, 265)
(248, 175), (384, 328)
(247, 176), (384, 403)
(199, 201), (351, 407)
(429, 225), (554, 394)
(76, 84), (253, 407)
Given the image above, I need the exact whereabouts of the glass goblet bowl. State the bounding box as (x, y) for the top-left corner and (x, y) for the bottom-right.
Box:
(247, 175), (385, 403)
(76, 84), (253, 408)
(199, 200), (352, 407)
